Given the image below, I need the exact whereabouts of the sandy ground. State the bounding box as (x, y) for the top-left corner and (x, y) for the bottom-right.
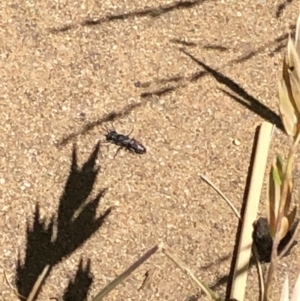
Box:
(0, 0), (300, 300)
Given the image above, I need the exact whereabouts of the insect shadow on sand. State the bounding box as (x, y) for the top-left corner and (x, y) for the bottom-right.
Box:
(16, 142), (112, 301)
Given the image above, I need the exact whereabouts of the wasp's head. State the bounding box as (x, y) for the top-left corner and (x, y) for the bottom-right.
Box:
(105, 130), (118, 141)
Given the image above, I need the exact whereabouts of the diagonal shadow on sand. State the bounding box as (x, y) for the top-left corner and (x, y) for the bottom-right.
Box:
(58, 101), (145, 147)
(57, 23), (293, 148)
(135, 30), (294, 116)
(181, 49), (284, 132)
(50, 0), (213, 33)
(16, 142), (112, 301)
(58, 50), (284, 149)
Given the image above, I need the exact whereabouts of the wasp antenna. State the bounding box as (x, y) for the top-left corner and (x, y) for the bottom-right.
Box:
(113, 146), (122, 159)
(111, 122), (116, 131)
(99, 136), (112, 145)
(101, 124), (109, 133)
(127, 129), (134, 137)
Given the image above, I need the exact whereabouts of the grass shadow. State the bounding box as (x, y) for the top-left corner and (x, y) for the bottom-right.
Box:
(58, 22), (292, 148)
(138, 31), (293, 100)
(58, 101), (144, 147)
(140, 86), (177, 98)
(170, 38), (197, 47)
(50, 0), (212, 33)
(220, 89), (283, 131)
(63, 258), (93, 301)
(276, 0), (293, 18)
(181, 49), (284, 132)
(16, 142), (112, 300)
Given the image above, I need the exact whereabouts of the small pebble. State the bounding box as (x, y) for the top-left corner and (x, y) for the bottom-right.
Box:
(24, 181), (31, 188)
(233, 139), (241, 146)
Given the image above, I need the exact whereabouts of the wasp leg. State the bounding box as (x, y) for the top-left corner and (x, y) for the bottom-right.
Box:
(113, 146), (123, 159)
(100, 126), (108, 136)
(100, 141), (111, 145)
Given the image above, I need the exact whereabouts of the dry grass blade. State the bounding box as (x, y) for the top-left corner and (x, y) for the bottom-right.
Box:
(91, 245), (159, 301)
(0, 264), (26, 300)
(268, 155), (294, 240)
(266, 25), (300, 296)
(287, 35), (300, 116)
(267, 158), (282, 238)
(295, 15), (300, 55)
(266, 154), (296, 240)
(231, 122), (274, 301)
(276, 153), (297, 235)
(280, 275), (289, 301)
(291, 273), (300, 301)
(278, 217), (289, 241)
(199, 174), (240, 219)
(161, 244), (221, 301)
(26, 265), (50, 301)
(265, 135), (300, 299)
(288, 33), (300, 80)
(252, 245), (265, 301)
(279, 273), (300, 301)
(278, 76), (298, 137)
(284, 176), (294, 218)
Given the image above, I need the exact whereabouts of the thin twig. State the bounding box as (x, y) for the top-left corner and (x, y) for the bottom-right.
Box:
(252, 245), (265, 301)
(200, 174), (240, 219)
(27, 265), (50, 301)
(0, 263), (26, 299)
(161, 243), (220, 301)
(199, 175), (265, 301)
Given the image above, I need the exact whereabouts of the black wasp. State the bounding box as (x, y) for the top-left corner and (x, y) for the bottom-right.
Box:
(102, 125), (146, 158)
